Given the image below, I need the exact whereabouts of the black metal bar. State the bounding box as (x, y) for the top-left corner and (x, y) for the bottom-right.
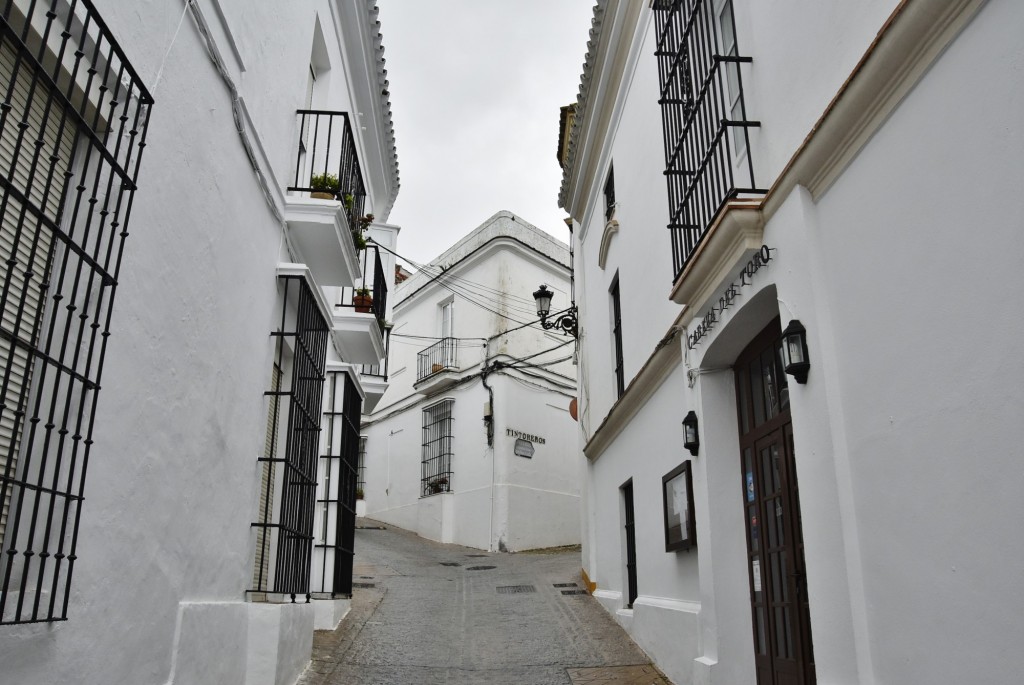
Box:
(0, 0), (152, 624)
(416, 337), (457, 383)
(654, 0), (764, 282)
(420, 399), (453, 497)
(288, 109), (365, 231)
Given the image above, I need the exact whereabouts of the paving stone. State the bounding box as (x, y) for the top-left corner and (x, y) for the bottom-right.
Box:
(298, 520), (669, 685)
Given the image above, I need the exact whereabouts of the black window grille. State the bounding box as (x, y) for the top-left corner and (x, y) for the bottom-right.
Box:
(289, 109), (365, 232)
(610, 277), (624, 398)
(416, 337), (458, 383)
(421, 399), (453, 496)
(337, 244), (388, 335)
(360, 325), (389, 379)
(0, 0), (153, 625)
(250, 275), (329, 601)
(653, 0), (765, 281)
(604, 163), (615, 221)
(312, 367), (360, 598)
(356, 436), (366, 493)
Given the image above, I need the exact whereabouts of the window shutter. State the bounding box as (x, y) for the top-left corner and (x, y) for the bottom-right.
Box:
(0, 41), (75, 543)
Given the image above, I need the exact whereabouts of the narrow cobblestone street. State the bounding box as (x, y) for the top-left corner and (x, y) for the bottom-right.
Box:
(298, 521), (672, 685)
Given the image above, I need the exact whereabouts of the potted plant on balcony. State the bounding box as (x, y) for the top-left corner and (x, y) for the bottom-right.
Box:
(355, 487), (364, 501)
(310, 172), (339, 200)
(428, 476), (448, 495)
(353, 286), (373, 313)
(351, 212), (373, 252)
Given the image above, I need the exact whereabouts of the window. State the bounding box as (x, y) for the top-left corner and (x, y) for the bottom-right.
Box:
(604, 163), (616, 221)
(249, 275), (329, 600)
(310, 367), (360, 598)
(440, 299), (453, 340)
(356, 436), (366, 494)
(653, 0), (764, 280)
(421, 399), (453, 496)
(610, 276), (625, 398)
(0, 0), (153, 624)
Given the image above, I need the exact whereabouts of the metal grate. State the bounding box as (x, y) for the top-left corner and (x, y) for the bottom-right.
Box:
(250, 275), (329, 601)
(311, 368), (361, 598)
(466, 565), (496, 571)
(439, 561), (461, 567)
(653, 0), (766, 280)
(0, 0), (153, 625)
(288, 109), (365, 231)
(561, 590), (589, 596)
(497, 585), (536, 594)
(416, 336), (458, 383)
(352, 582), (375, 589)
(420, 398), (453, 496)
(553, 583), (579, 588)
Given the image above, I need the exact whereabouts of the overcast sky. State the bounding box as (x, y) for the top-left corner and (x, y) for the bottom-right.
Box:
(376, 1), (596, 269)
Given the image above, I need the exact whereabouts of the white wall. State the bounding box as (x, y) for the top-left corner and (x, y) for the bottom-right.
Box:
(0, 1), (395, 683)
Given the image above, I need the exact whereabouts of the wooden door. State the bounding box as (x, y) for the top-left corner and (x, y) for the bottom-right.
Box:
(736, 321), (815, 685)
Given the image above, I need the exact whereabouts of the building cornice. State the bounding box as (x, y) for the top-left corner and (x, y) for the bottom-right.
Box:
(762, 0), (986, 217)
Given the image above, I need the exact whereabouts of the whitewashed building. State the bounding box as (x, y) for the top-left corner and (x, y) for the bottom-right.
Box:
(561, 1), (1023, 684)
(0, 1), (399, 684)
(360, 211), (581, 552)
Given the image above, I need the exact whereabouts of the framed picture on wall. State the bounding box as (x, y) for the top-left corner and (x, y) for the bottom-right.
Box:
(662, 461), (696, 552)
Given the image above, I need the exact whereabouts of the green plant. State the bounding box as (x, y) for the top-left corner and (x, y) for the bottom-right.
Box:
(351, 229), (367, 251)
(354, 286), (371, 298)
(343, 193), (354, 211)
(428, 476), (449, 494)
(355, 487), (364, 500)
(310, 173), (339, 194)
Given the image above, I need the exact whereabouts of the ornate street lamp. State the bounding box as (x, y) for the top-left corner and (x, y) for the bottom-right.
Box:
(780, 319), (810, 384)
(533, 284), (579, 339)
(682, 410), (699, 456)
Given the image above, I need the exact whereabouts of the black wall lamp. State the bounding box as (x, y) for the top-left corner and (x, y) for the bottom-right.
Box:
(780, 319), (810, 384)
(682, 410), (699, 456)
(533, 284), (579, 339)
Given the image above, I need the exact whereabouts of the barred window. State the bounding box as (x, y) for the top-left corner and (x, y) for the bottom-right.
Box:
(311, 367), (360, 598)
(0, 0), (153, 624)
(421, 399), (453, 496)
(356, 436), (366, 494)
(250, 275), (329, 601)
(653, 0), (764, 280)
(604, 163), (615, 221)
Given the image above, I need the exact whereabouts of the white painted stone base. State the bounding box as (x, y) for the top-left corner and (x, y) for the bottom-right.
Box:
(245, 602), (314, 685)
(165, 600), (313, 685)
(313, 598), (351, 631)
(169, 602), (248, 685)
(356, 499), (367, 517)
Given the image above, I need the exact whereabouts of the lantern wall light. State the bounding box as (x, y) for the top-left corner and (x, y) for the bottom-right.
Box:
(780, 319), (810, 384)
(682, 410), (699, 456)
(533, 284), (579, 339)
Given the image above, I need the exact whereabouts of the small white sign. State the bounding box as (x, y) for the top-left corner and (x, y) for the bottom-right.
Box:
(752, 559), (762, 593)
(514, 439), (535, 458)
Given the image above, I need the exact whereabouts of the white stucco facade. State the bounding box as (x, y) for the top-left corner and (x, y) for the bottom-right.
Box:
(0, 1), (399, 684)
(360, 212), (582, 552)
(563, 1), (1023, 685)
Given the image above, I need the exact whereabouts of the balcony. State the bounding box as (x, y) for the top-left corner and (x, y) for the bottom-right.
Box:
(283, 110), (367, 288)
(332, 245), (388, 365)
(360, 326), (390, 413)
(414, 338), (460, 394)
(653, 0), (767, 295)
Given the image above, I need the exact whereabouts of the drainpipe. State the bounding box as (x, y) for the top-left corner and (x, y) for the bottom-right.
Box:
(481, 340), (496, 550)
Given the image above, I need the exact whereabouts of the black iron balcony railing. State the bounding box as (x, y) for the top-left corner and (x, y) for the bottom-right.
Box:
(361, 326), (390, 379)
(289, 109), (366, 231)
(337, 245), (387, 335)
(654, 0), (766, 281)
(417, 338), (458, 383)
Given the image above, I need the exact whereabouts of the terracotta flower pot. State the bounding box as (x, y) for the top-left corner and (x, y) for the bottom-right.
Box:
(353, 294), (373, 313)
(310, 191), (335, 200)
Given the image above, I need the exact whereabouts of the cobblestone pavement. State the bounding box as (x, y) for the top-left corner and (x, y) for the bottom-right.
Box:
(298, 521), (673, 685)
